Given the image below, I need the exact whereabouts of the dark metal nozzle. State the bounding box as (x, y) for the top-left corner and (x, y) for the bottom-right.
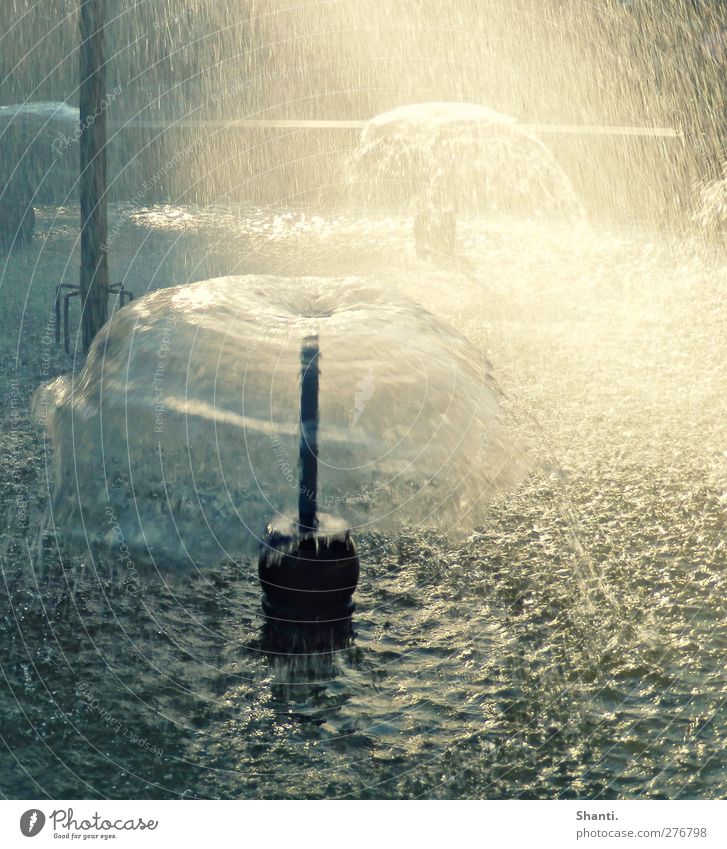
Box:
(298, 334), (319, 533)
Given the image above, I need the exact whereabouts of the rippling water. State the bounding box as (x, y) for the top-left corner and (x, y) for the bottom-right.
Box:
(1, 203), (726, 799)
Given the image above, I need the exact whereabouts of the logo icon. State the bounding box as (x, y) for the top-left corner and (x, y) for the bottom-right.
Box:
(20, 810), (46, 837)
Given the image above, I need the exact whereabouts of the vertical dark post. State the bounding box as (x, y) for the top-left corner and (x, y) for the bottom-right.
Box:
(298, 335), (319, 533)
(79, 0), (109, 352)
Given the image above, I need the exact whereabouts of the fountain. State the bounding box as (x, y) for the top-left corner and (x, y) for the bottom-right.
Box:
(0, 103), (80, 247)
(19, 189), (727, 798)
(9, 0), (727, 805)
(34, 104), (583, 619)
(351, 102), (584, 258)
(37, 275), (521, 579)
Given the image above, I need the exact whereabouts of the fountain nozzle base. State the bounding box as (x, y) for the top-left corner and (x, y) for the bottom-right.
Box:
(258, 521), (360, 623)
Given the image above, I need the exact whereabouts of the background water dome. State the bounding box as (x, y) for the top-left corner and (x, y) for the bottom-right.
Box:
(37, 275), (522, 568)
(351, 102), (584, 220)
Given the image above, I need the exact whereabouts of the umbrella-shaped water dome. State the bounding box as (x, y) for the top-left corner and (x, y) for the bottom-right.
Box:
(351, 102), (583, 257)
(37, 275), (522, 611)
(0, 102), (80, 197)
(0, 102), (80, 249)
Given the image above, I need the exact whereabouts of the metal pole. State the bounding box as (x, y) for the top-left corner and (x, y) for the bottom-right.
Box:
(79, 0), (108, 352)
(298, 335), (319, 533)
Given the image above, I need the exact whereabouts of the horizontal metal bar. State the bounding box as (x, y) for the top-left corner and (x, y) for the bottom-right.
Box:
(522, 123), (682, 138)
(108, 118), (682, 139)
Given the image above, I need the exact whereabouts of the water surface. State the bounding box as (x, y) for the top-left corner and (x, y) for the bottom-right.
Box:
(0, 203), (725, 799)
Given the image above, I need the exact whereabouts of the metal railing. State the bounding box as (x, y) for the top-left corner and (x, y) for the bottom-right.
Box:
(54, 282), (134, 354)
